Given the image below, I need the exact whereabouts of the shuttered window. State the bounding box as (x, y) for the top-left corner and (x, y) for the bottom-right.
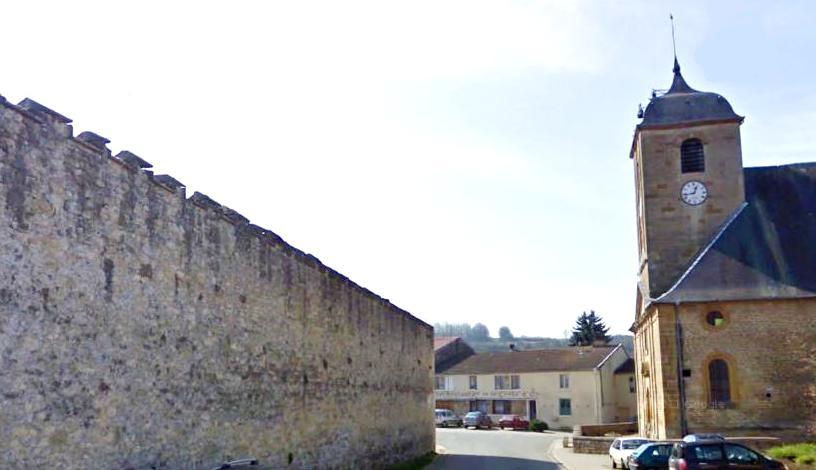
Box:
(681, 138), (705, 173)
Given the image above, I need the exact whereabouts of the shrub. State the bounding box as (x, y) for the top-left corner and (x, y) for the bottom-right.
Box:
(529, 419), (548, 432)
(767, 443), (816, 466)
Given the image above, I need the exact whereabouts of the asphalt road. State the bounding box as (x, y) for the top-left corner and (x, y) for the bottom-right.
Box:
(428, 427), (564, 470)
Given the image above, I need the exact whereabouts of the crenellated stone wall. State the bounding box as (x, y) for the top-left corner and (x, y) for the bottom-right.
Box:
(0, 96), (434, 469)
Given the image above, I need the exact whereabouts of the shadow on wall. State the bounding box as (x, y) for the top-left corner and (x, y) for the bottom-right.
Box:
(427, 454), (561, 470)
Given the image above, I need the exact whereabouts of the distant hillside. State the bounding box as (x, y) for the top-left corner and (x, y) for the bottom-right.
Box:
(462, 335), (634, 355)
(433, 321), (634, 355)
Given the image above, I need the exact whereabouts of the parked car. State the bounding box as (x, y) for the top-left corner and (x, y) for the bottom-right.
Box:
(681, 433), (725, 443)
(462, 411), (493, 429)
(668, 439), (785, 469)
(610, 437), (652, 469)
(434, 409), (462, 427)
(498, 415), (529, 430)
(627, 442), (673, 470)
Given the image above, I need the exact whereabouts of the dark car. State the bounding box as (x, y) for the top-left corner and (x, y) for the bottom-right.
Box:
(463, 411), (493, 429)
(498, 415), (529, 430)
(627, 442), (673, 470)
(668, 440), (785, 469)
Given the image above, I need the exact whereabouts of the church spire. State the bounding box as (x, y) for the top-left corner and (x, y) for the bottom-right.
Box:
(667, 14), (694, 94)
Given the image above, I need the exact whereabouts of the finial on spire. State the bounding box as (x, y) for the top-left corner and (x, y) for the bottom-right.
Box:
(670, 13), (680, 73)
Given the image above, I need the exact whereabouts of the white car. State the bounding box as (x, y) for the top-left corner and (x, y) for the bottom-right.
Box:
(434, 409), (462, 427)
(609, 437), (651, 469)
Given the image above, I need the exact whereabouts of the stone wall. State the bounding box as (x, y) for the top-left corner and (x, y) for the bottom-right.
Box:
(575, 422), (638, 437)
(678, 299), (816, 441)
(0, 97), (435, 469)
(572, 436), (615, 454)
(635, 298), (816, 442)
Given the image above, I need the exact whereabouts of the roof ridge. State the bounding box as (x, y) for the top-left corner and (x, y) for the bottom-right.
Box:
(745, 162), (816, 171)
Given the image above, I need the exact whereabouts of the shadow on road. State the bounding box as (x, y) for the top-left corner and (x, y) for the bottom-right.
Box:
(428, 454), (561, 470)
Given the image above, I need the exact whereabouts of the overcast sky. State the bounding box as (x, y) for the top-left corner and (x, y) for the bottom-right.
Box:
(3, 1), (814, 338)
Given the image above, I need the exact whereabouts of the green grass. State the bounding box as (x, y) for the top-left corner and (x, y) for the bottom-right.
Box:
(766, 443), (816, 466)
(386, 452), (437, 470)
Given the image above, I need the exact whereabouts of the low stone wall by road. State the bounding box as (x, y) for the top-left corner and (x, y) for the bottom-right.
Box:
(574, 421), (638, 437)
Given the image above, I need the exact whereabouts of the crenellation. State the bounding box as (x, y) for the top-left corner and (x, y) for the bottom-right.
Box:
(189, 190), (221, 210)
(17, 98), (72, 124)
(218, 205), (249, 226)
(152, 174), (186, 197)
(115, 150), (153, 170)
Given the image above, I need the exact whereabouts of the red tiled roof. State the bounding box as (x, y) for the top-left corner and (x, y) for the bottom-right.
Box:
(434, 336), (459, 351)
(437, 345), (621, 374)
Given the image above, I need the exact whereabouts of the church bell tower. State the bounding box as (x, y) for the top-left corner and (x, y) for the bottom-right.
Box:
(632, 59), (745, 299)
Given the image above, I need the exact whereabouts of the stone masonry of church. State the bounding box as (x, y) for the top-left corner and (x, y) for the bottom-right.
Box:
(631, 60), (816, 441)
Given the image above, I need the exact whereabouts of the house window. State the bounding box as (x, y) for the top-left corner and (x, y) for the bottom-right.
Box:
(559, 398), (572, 416)
(494, 375), (521, 390)
(681, 138), (705, 173)
(709, 359), (731, 406)
(628, 376), (635, 393)
(559, 374), (569, 389)
(469, 375), (477, 390)
(493, 400), (512, 414)
(434, 376), (451, 391)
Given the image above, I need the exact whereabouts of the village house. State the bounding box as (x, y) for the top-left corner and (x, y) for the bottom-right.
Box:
(630, 58), (816, 440)
(434, 342), (636, 429)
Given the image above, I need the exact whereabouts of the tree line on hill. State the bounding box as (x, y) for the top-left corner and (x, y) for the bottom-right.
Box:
(433, 311), (633, 354)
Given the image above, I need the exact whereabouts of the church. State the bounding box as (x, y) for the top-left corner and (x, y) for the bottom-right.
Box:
(630, 58), (816, 440)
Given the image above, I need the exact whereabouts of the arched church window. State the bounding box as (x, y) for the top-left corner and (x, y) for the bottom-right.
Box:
(681, 138), (705, 173)
(708, 359), (731, 406)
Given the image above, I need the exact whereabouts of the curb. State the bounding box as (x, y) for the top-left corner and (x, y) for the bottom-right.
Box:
(549, 439), (570, 470)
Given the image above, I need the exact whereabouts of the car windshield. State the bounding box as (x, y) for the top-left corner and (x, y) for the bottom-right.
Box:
(623, 440), (649, 449)
(465, 412), (479, 417)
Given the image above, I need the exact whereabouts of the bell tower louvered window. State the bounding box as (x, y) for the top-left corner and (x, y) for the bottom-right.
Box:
(681, 138), (705, 173)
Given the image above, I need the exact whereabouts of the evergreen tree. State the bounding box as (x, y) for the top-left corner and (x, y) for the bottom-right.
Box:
(569, 310), (611, 346)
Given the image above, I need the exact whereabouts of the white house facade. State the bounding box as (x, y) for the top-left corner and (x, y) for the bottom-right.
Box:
(434, 344), (635, 429)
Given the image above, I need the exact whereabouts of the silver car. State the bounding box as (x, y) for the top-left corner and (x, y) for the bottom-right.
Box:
(434, 409), (462, 427)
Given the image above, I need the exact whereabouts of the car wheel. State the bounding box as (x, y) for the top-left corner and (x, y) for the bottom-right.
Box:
(611, 458), (617, 469)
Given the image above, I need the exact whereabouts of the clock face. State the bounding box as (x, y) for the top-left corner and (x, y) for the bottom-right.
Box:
(681, 180), (708, 205)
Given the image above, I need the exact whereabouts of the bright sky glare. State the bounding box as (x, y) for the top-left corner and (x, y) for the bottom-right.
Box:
(3, 1), (814, 338)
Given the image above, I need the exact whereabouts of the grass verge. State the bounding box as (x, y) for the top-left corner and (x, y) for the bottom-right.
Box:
(766, 443), (816, 466)
(386, 452), (437, 470)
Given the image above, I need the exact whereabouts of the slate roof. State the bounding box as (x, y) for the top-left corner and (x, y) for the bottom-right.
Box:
(434, 336), (459, 351)
(639, 59), (742, 129)
(614, 358), (635, 375)
(657, 163), (816, 303)
(436, 345), (621, 375)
